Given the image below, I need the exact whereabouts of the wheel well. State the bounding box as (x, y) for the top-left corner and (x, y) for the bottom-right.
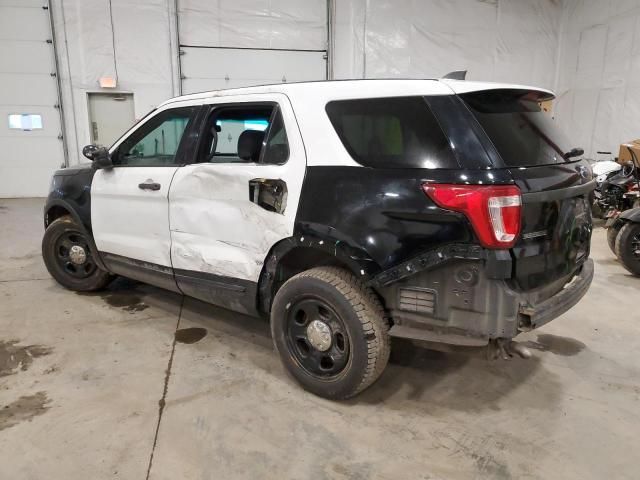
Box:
(273, 247), (350, 289)
(263, 246), (387, 316)
(45, 205), (71, 227)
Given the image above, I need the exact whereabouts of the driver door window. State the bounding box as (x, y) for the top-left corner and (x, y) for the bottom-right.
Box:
(115, 107), (195, 166)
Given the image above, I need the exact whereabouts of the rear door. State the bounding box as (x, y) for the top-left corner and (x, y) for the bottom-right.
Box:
(459, 89), (593, 294)
(91, 105), (197, 290)
(168, 94), (306, 314)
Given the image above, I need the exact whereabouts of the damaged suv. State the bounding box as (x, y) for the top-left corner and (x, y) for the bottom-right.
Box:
(42, 80), (594, 399)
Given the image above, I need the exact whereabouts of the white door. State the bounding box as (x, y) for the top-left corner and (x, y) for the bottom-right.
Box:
(168, 95), (306, 312)
(87, 93), (135, 148)
(91, 105), (197, 277)
(0, 2), (64, 197)
(180, 47), (327, 94)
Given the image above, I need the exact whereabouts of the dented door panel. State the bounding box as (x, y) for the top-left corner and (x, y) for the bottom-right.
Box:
(168, 94), (306, 285)
(169, 164), (294, 281)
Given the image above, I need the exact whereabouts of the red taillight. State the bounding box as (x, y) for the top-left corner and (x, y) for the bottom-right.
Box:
(422, 183), (522, 248)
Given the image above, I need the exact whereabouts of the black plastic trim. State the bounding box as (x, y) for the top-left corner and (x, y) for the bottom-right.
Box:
(174, 268), (259, 316)
(101, 252), (180, 293)
(369, 243), (485, 288)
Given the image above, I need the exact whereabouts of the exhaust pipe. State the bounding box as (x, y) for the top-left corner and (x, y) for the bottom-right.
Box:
(487, 338), (532, 360)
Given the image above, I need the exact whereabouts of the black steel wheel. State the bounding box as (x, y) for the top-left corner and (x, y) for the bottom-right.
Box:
(42, 215), (113, 291)
(271, 266), (390, 400)
(285, 297), (351, 379)
(53, 231), (98, 279)
(615, 222), (640, 276)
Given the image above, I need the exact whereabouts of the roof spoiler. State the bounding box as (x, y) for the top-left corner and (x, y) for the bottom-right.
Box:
(442, 70), (467, 80)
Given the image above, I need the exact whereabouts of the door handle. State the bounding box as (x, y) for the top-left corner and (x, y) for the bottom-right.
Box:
(138, 181), (161, 191)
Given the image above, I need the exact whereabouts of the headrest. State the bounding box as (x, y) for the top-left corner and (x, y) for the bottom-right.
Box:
(238, 130), (265, 162)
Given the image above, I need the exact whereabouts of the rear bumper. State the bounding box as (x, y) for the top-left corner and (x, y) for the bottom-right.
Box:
(377, 257), (594, 346)
(518, 259), (593, 330)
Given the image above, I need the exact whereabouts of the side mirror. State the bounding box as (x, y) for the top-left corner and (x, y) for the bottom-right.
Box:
(83, 145), (113, 169)
(82, 144), (100, 160)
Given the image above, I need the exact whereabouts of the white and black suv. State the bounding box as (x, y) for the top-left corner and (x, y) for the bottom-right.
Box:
(43, 80), (594, 399)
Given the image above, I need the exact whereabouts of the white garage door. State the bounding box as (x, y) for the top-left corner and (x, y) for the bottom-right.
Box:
(177, 0), (328, 94)
(180, 47), (327, 94)
(0, 1), (64, 198)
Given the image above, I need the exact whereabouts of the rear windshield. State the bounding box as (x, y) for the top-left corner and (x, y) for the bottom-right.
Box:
(460, 89), (575, 168)
(325, 97), (458, 169)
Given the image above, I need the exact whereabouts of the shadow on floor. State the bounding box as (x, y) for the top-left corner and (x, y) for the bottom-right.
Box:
(604, 272), (640, 287)
(83, 280), (566, 413)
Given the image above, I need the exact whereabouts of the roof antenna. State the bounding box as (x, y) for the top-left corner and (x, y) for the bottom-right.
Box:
(442, 70), (467, 80)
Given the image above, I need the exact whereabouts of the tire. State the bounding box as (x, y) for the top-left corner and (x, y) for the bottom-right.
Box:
(42, 215), (113, 291)
(614, 222), (640, 276)
(270, 266), (390, 400)
(607, 223), (622, 254)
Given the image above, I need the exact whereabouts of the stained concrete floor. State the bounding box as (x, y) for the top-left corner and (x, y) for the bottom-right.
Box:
(0, 197), (639, 480)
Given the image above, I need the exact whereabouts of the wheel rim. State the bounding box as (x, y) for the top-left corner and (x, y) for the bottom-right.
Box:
(53, 231), (97, 279)
(285, 298), (350, 379)
(632, 233), (640, 261)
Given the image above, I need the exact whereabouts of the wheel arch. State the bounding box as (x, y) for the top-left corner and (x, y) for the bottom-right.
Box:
(619, 206), (640, 223)
(44, 199), (85, 229)
(43, 199), (108, 272)
(257, 234), (383, 314)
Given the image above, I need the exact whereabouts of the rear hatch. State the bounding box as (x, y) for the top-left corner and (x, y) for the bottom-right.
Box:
(459, 89), (593, 294)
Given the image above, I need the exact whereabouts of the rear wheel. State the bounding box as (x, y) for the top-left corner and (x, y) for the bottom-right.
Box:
(270, 266), (390, 400)
(615, 222), (640, 276)
(42, 215), (112, 291)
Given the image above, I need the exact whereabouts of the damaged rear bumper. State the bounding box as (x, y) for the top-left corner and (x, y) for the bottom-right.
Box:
(518, 258), (593, 330)
(374, 248), (594, 348)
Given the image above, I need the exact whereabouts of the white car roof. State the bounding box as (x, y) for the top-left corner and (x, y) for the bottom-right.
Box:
(159, 79), (555, 108)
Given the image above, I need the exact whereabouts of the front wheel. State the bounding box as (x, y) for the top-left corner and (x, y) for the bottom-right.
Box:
(270, 266), (390, 400)
(42, 215), (113, 291)
(615, 222), (640, 276)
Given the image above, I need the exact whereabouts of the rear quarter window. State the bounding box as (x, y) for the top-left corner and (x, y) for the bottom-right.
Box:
(325, 97), (459, 169)
(460, 89), (574, 168)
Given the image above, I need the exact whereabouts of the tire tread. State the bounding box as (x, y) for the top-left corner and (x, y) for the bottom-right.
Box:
(282, 266), (390, 398)
(615, 222), (640, 276)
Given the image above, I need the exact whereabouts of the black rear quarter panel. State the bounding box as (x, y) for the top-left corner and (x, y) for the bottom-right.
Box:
(294, 166), (513, 272)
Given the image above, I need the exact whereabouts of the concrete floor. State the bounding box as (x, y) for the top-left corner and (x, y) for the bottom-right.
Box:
(1, 198), (639, 480)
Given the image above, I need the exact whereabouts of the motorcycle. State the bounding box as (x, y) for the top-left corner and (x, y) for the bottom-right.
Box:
(592, 152), (640, 218)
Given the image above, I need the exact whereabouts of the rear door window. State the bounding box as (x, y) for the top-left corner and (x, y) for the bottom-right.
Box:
(197, 105), (289, 164)
(325, 97), (458, 169)
(460, 89), (575, 168)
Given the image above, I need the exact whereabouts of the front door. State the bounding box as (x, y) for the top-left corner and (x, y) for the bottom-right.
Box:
(168, 95), (306, 314)
(91, 105), (198, 291)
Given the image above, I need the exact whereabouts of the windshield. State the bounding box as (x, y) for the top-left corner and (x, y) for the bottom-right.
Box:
(460, 89), (576, 168)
